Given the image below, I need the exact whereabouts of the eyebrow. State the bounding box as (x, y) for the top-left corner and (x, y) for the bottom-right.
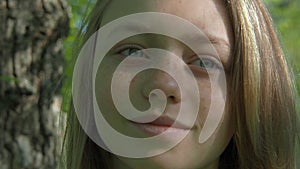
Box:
(181, 31), (231, 50)
(107, 23), (230, 48)
(107, 23), (232, 61)
(106, 22), (149, 37)
(205, 34), (230, 48)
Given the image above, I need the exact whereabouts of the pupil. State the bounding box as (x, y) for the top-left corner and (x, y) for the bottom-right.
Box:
(130, 48), (138, 55)
(200, 61), (206, 68)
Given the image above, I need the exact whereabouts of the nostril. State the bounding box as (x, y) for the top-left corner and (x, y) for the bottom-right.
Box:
(169, 96), (175, 100)
(141, 71), (181, 104)
(168, 95), (180, 103)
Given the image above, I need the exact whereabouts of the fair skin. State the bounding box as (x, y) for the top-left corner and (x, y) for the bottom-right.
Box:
(95, 0), (235, 169)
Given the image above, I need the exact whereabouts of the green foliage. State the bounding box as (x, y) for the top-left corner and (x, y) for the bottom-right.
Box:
(0, 76), (20, 83)
(62, 0), (95, 112)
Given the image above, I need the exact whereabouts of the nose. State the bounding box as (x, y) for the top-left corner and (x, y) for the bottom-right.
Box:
(142, 70), (181, 104)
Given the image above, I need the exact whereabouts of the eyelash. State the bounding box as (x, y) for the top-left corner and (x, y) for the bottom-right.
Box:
(116, 44), (222, 70)
(189, 55), (222, 70)
(116, 44), (148, 58)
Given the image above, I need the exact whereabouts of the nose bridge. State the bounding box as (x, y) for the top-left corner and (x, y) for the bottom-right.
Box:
(142, 55), (182, 103)
(140, 40), (186, 104)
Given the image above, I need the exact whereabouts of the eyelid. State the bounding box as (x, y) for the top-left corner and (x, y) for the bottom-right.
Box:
(115, 44), (145, 54)
(190, 54), (223, 69)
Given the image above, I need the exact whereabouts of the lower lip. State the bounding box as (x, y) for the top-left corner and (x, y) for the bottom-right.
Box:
(131, 123), (189, 136)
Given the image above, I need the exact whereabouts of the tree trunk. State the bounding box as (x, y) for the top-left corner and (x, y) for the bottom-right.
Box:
(0, 0), (69, 168)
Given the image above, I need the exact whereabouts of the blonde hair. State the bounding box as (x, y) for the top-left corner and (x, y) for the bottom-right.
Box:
(227, 0), (299, 168)
(61, 0), (300, 169)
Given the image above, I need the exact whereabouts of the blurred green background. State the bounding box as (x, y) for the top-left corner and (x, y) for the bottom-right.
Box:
(62, 0), (300, 111)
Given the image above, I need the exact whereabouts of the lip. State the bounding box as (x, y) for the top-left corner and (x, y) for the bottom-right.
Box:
(129, 116), (192, 136)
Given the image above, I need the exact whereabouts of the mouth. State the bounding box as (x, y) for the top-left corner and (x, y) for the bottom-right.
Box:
(129, 116), (192, 136)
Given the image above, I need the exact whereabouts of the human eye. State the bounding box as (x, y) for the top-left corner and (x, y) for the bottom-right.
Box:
(117, 44), (148, 58)
(189, 55), (222, 71)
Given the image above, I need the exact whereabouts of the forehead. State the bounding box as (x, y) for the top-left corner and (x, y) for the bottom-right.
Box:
(101, 0), (232, 44)
(102, 0), (229, 25)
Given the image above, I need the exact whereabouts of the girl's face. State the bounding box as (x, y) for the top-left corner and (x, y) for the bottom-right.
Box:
(95, 0), (234, 168)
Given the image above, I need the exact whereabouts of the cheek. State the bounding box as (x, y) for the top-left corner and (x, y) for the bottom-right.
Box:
(196, 77), (212, 127)
(94, 56), (127, 128)
(195, 73), (233, 142)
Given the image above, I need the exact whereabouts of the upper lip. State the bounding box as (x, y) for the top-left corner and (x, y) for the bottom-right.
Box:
(131, 116), (192, 130)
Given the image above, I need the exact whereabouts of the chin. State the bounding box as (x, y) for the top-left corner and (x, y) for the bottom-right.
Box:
(116, 136), (220, 169)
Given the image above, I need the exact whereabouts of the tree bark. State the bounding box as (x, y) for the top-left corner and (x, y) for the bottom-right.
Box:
(0, 0), (69, 168)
